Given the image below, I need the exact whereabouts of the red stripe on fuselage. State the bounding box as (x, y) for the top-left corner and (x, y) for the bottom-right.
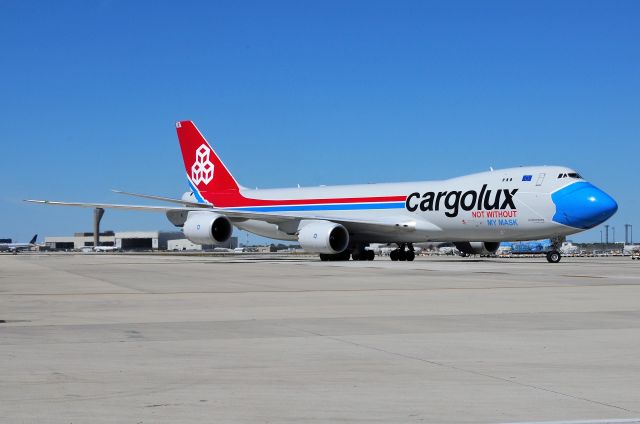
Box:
(200, 191), (406, 208)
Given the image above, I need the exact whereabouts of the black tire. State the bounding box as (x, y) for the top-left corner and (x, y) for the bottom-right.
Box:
(405, 250), (415, 261)
(367, 250), (375, 260)
(546, 250), (561, 263)
(351, 252), (361, 261)
(398, 250), (407, 261)
(320, 254), (329, 261)
(390, 250), (399, 261)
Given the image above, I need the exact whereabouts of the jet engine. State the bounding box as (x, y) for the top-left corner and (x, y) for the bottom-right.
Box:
(183, 211), (233, 245)
(454, 241), (500, 256)
(297, 220), (349, 254)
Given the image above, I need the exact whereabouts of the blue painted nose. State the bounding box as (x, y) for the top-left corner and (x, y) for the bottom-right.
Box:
(552, 182), (618, 229)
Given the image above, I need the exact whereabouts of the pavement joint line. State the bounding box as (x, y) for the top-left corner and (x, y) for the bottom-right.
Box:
(16, 262), (149, 295)
(3, 283), (640, 296)
(282, 324), (634, 414)
(494, 419), (640, 424)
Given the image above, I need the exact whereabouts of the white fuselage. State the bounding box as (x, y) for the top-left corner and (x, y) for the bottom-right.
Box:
(225, 166), (586, 243)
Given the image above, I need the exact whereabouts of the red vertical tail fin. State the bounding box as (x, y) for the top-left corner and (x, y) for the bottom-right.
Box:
(175, 121), (240, 201)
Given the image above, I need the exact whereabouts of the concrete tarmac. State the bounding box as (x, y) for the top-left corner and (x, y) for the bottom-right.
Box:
(1, 253), (640, 423)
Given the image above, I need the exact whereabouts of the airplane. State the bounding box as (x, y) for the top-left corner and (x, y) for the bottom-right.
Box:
(93, 245), (118, 252)
(26, 121), (618, 263)
(0, 234), (37, 252)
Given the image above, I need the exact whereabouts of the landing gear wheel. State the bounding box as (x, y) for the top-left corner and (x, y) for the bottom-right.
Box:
(546, 250), (561, 263)
(405, 250), (415, 261)
(320, 251), (350, 261)
(390, 250), (399, 261)
(367, 250), (375, 260)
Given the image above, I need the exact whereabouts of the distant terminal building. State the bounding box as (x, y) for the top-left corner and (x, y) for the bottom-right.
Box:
(168, 237), (238, 251)
(115, 231), (184, 250)
(45, 231), (185, 251)
(45, 232), (116, 250)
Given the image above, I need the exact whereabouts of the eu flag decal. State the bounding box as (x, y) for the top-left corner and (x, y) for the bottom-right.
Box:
(522, 175), (532, 181)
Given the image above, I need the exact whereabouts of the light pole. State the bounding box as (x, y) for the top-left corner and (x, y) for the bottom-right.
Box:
(613, 227), (615, 244)
(625, 224), (630, 245)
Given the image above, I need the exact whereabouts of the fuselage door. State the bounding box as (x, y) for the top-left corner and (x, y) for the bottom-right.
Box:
(535, 173), (546, 186)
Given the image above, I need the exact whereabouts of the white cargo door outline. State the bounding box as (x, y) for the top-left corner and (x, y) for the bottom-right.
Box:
(535, 173), (546, 186)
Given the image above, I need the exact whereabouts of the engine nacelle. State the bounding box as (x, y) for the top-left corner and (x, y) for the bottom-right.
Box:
(454, 241), (500, 256)
(183, 212), (233, 245)
(297, 220), (349, 254)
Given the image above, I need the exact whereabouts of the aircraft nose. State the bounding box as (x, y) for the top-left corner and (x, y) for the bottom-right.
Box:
(552, 182), (618, 229)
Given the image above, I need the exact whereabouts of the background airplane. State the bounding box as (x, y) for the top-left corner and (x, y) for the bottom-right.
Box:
(26, 121), (618, 263)
(93, 246), (118, 252)
(0, 234), (37, 253)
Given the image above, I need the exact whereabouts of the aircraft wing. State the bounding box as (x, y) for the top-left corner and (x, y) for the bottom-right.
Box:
(24, 199), (192, 212)
(25, 199), (441, 234)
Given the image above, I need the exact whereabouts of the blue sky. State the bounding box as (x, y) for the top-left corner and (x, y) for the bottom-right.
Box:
(1, 1), (638, 244)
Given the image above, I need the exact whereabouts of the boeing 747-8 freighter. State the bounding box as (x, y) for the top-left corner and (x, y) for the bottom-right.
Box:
(27, 121), (617, 263)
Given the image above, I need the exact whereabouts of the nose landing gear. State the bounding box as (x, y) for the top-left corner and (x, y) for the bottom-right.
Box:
(546, 235), (564, 263)
(546, 250), (561, 263)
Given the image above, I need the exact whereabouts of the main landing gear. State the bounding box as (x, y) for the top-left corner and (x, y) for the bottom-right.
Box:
(390, 243), (415, 261)
(351, 248), (375, 261)
(319, 251), (351, 261)
(319, 246), (374, 261)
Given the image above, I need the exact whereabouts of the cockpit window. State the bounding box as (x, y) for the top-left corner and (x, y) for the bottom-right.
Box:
(557, 172), (583, 179)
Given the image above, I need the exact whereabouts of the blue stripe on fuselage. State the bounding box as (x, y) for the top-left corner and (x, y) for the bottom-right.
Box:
(187, 180), (206, 204)
(229, 202), (406, 212)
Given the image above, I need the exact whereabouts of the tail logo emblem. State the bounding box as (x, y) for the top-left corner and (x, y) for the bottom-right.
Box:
(192, 144), (215, 185)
